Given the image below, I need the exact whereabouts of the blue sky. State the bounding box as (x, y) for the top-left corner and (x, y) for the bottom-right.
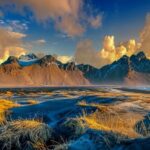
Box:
(0, 0), (150, 65)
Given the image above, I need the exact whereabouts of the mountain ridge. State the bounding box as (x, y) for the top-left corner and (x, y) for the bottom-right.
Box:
(0, 51), (150, 86)
(80, 51), (150, 85)
(0, 55), (89, 86)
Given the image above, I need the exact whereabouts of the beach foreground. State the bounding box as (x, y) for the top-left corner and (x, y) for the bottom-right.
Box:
(0, 86), (150, 150)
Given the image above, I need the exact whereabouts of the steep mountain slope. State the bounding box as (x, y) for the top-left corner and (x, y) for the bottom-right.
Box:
(124, 70), (150, 85)
(0, 56), (89, 87)
(0, 57), (33, 86)
(77, 64), (99, 83)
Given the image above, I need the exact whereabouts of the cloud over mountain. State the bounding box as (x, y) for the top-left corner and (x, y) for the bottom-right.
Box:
(74, 37), (141, 68)
(0, 28), (27, 63)
(74, 39), (103, 67)
(57, 55), (73, 63)
(100, 36), (141, 63)
(74, 13), (150, 67)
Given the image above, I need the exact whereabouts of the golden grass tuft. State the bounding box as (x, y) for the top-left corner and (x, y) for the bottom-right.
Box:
(27, 99), (38, 105)
(0, 119), (52, 150)
(77, 100), (88, 107)
(78, 100), (109, 112)
(79, 102), (143, 138)
(5, 91), (13, 97)
(8, 120), (44, 129)
(0, 99), (20, 125)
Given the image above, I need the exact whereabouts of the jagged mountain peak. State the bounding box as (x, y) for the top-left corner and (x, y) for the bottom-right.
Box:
(78, 51), (150, 85)
(39, 55), (58, 66)
(2, 56), (19, 65)
(0, 54), (89, 86)
(120, 55), (129, 60)
(136, 51), (146, 60)
(78, 64), (97, 73)
(63, 62), (77, 71)
(115, 55), (130, 65)
(1, 56), (21, 74)
(130, 51), (147, 61)
(129, 51), (150, 73)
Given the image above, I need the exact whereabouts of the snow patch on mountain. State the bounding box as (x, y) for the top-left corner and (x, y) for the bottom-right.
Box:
(19, 53), (39, 66)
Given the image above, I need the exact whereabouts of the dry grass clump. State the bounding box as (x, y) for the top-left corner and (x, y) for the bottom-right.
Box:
(5, 91), (13, 97)
(27, 99), (38, 105)
(77, 100), (88, 107)
(0, 120), (52, 150)
(0, 99), (19, 111)
(0, 99), (20, 125)
(78, 100), (109, 112)
(79, 102), (143, 138)
(81, 112), (140, 138)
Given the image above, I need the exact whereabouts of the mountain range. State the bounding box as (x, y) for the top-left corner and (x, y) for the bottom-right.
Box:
(79, 51), (150, 85)
(0, 51), (149, 86)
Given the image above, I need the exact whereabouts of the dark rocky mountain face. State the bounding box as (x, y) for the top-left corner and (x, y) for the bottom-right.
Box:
(2, 56), (19, 65)
(62, 62), (77, 71)
(77, 55), (130, 84)
(130, 52), (150, 73)
(38, 55), (57, 66)
(77, 51), (150, 85)
(38, 55), (65, 68)
(77, 64), (99, 84)
(99, 56), (130, 83)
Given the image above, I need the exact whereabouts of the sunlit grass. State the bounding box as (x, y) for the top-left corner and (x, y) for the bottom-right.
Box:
(5, 91), (13, 97)
(0, 89), (149, 149)
(0, 99), (20, 125)
(78, 100), (109, 112)
(78, 101), (143, 138)
(27, 99), (38, 105)
(0, 119), (52, 150)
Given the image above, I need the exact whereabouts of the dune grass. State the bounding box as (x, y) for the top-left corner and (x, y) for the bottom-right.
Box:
(78, 101), (143, 138)
(78, 100), (109, 112)
(5, 91), (13, 97)
(27, 99), (38, 105)
(0, 99), (20, 125)
(0, 119), (52, 150)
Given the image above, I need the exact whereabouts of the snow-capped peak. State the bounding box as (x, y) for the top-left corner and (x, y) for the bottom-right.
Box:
(19, 53), (38, 61)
